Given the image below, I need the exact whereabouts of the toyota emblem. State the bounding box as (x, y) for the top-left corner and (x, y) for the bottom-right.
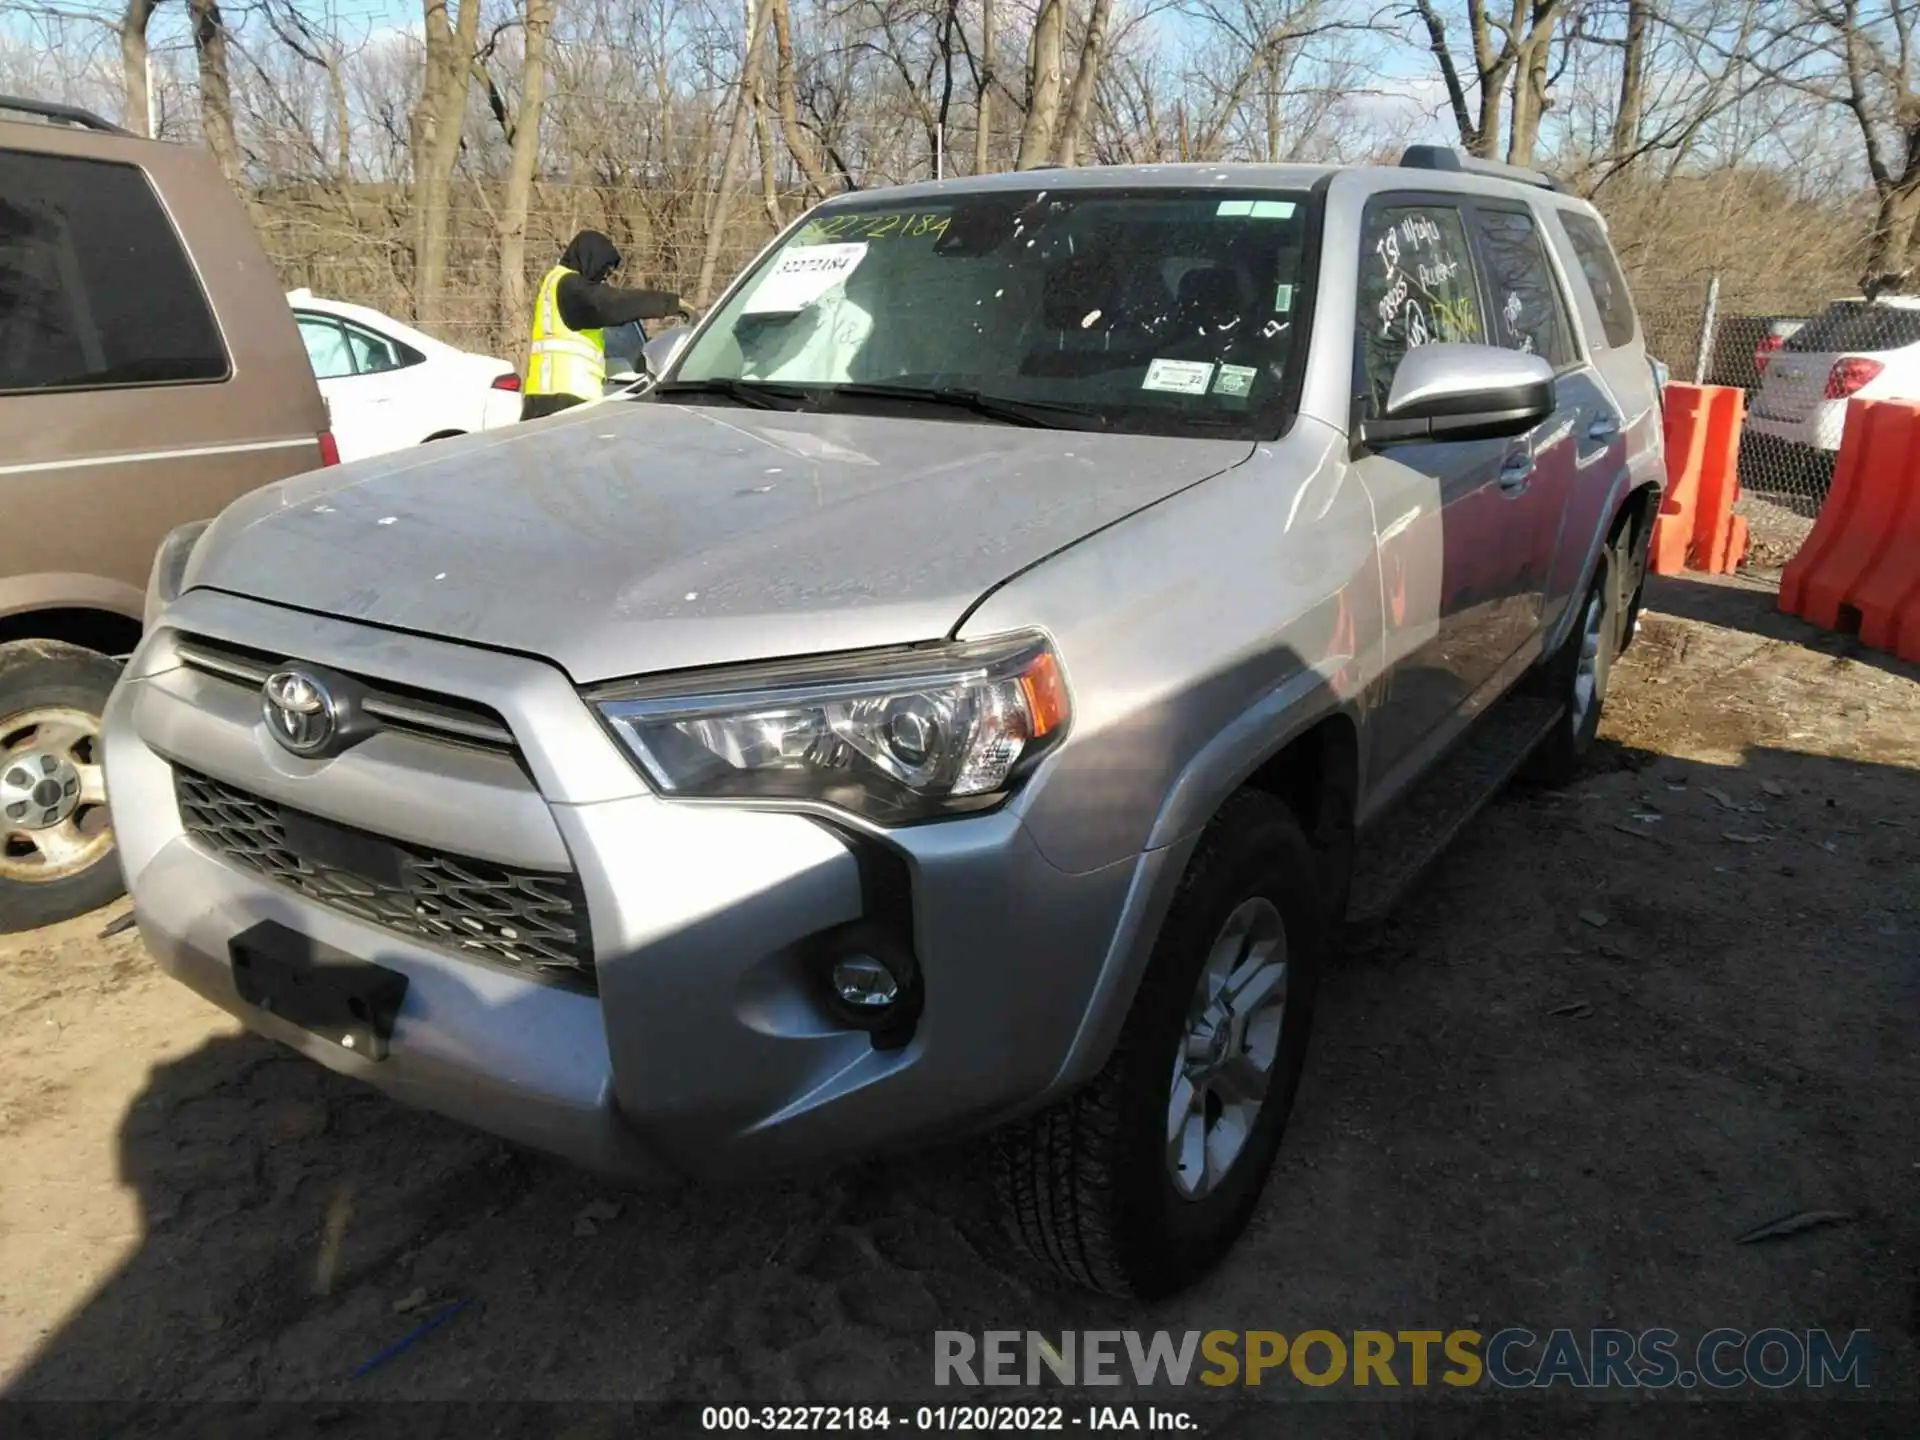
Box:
(263, 669), (338, 756)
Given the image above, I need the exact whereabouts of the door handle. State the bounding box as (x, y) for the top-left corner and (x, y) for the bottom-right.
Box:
(1498, 452), (1534, 492)
(1586, 413), (1620, 443)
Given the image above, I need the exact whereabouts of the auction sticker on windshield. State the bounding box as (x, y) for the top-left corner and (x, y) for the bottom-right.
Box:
(744, 242), (868, 315)
(1143, 358), (1216, 395)
(1212, 364), (1258, 398)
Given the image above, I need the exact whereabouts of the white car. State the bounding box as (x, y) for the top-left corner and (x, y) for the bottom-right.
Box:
(288, 290), (523, 462)
(1745, 295), (1920, 479)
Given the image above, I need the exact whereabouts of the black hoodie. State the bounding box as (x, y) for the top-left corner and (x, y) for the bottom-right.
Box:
(553, 229), (682, 331)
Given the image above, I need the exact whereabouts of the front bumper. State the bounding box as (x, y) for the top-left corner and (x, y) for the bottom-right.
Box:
(104, 590), (1157, 1182)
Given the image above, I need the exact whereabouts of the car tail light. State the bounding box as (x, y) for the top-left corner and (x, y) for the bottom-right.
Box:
(319, 431), (340, 466)
(491, 372), (522, 392)
(1824, 357), (1884, 399)
(1754, 334), (1785, 374)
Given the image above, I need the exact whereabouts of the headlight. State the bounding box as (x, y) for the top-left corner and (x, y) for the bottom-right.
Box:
(592, 632), (1071, 824)
(143, 518), (213, 631)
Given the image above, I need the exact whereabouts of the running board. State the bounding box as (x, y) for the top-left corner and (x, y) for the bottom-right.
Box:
(1343, 693), (1564, 928)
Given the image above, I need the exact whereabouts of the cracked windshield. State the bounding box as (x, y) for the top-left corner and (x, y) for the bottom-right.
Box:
(664, 188), (1313, 437)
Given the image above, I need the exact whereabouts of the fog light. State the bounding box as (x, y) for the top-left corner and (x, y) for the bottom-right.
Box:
(831, 953), (899, 1009)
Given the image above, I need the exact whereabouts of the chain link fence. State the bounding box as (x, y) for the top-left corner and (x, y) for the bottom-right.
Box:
(1635, 277), (1842, 572)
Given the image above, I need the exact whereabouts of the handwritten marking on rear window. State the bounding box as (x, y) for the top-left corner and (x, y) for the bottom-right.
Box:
(1502, 292), (1536, 353)
(1433, 295), (1478, 342)
(1373, 210), (1478, 344)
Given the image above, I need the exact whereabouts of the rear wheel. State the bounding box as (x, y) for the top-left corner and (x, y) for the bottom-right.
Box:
(1526, 541), (1624, 786)
(994, 790), (1325, 1298)
(1617, 513), (1650, 656)
(0, 640), (124, 932)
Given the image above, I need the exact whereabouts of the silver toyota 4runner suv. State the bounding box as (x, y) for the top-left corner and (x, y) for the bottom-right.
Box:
(105, 147), (1663, 1299)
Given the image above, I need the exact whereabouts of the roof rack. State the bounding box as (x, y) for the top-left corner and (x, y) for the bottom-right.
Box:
(1397, 144), (1563, 193)
(0, 95), (132, 136)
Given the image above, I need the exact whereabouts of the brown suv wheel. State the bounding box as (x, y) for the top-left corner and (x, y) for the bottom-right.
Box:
(0, 640), (124, 931)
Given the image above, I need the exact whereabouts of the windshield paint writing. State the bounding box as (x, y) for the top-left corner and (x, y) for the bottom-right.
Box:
(672, 189), (1314, 440)
(799, 211), (952, 244)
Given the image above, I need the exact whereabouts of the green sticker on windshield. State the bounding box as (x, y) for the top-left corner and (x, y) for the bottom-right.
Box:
(1274, 284), (1294, 313)
(1213, 364), (1257, 398)
(1215, 200), (1254, 217)
(1250, 200), (1297, 219)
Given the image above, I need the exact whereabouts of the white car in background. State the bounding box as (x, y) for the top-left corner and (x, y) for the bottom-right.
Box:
(1743, 294), (1920, 492)
(288, 290), (523, 462)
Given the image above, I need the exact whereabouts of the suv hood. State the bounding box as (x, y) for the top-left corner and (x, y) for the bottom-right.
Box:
(189, 400), (1252, 683)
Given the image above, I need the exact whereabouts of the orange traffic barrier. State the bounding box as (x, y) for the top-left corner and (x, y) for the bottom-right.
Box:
(1780, 398), (1920, 662)
(1650, 383), (1748, 576)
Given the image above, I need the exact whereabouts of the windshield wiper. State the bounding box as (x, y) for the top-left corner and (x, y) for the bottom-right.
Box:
(649, 378), (811, 410)
(810, 382), (1109, 431)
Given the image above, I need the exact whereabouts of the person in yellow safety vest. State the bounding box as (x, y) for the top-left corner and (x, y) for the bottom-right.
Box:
(522, 229), (686, 420)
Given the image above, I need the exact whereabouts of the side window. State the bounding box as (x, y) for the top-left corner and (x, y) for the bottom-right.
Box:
(343, 322), (408, 374)
(0, 150), (228, 393)
(1355, 203), (1484, 415)
(1557, 211), (1638, 349)
(1472, 206), (1576, 368)
(297, 315), (355, 379)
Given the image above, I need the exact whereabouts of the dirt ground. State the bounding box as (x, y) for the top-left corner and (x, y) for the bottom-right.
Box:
(1, 572), (1916, 1423)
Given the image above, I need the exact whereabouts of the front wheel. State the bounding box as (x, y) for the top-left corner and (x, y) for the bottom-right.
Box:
(0, 640), (124, 932)
(993, 790), (1325, 1298)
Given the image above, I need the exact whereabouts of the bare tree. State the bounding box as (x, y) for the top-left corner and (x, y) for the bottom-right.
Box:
(1408, 0), (1564, 160)
(1793, 0), (1920, 292)
(498, 0), (554, 345)
(1610, 0), (1648, 163)
(1053, 0), (1117, 163)
(770, 0), (833, 193)
(412, 0), (481, 325)
(696, 0), (772, 302)
(1504, 0), (1561, 164)
(188, 0), (244, 187)
(974, 0), (994, 171)
(1017, 0), (1066, 167)
(118, 0), (159, 135)
(261, 0), (356, 180)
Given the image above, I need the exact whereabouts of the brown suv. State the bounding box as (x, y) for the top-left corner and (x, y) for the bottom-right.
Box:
(0, 97), (333, 931)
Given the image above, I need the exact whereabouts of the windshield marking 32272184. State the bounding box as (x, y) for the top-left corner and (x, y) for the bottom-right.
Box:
(660, 188), (1314, 439)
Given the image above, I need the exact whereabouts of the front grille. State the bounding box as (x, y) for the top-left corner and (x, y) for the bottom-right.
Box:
(172, 632), (518, 754)
(175, 768), (596, 992)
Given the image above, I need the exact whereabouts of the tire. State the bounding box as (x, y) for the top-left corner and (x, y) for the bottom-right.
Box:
(0, 640), (125, 933)
(1525, 540), (1624, 786)
(1617, 516), (1650, 657)
(993, 789), (1326, 1298)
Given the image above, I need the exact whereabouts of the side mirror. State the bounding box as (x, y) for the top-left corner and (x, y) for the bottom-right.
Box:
(641, 327), (692, 381)
(1360, 343), (1555, 447)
